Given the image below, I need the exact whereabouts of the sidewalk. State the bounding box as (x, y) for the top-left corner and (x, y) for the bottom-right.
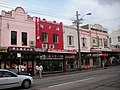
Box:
(33, 67), (103, 79)
(33, 65), (120, 79)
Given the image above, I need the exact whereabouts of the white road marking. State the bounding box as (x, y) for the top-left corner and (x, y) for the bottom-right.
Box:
(48, 77), (94, 88)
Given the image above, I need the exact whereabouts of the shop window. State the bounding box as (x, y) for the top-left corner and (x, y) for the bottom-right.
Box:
(42, 32), (48, 42)
(53, 34), (58, 43)
(11, 31), (17, 45)
(22, 32), (27, 46)
(67, 35), (74, 46)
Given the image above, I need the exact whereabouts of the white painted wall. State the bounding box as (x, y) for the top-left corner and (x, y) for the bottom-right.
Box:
(63, 25), (78, 51)
(109, 29), (120, 45)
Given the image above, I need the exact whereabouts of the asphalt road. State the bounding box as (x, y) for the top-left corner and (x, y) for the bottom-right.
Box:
(6, 65), (120, 90)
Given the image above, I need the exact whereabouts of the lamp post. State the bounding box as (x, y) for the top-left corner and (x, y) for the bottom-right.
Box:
(74, 11), (91, 70)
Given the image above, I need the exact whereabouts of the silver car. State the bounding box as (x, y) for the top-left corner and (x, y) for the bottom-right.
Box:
(0, 69), (33, 89)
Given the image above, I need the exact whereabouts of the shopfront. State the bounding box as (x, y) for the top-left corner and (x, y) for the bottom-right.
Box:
(0, 47), (36, 75)
(90, 50), (102, 68)
(65, 54), (77, 71)
(38, 53), (64, 72)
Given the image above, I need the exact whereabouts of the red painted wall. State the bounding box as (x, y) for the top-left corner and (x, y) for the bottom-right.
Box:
(35, 17), (64, 50)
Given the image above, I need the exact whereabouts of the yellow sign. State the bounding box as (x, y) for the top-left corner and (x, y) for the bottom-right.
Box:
(0, 48), (8, 52)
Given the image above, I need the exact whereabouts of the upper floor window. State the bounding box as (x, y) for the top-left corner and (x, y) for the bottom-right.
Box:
(22, 32), (27, 46)
(92, 37), (97, 45)
(53, 34), (58, 43)
(118, 36), (120, 42)
(56, 27), (59, 30)
(98, 38), (102, 46)
(40, 24), (44, 29)
(109, 38), (112, 43)
(49, 26), (51, 29)
(81, 37), (87, 47)
(104, 39), (108, 47)
(11, 31), (17, 45)
(67, 35), (74, 46)
(42, 32), (48, 42)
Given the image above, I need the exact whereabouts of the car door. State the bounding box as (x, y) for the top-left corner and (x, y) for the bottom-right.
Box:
(0, 71), (21, 89)
(0, 71), (5, 89)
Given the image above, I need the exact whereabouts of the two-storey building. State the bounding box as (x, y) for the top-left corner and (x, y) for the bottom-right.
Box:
(0, 7), (35, 74)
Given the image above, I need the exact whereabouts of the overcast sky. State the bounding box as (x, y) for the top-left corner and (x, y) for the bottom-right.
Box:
(0, 0), (120, 33)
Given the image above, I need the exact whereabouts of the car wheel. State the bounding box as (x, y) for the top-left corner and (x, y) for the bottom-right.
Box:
(22, 80), (31, 89)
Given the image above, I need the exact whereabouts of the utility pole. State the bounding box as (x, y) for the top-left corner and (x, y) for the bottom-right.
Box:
(76, 11), (82, 70)
(74, 11), (91, 70)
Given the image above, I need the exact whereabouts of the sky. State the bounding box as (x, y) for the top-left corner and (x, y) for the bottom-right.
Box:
(0, 0), (120, 33)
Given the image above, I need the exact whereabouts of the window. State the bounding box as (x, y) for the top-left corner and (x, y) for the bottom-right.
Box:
(98, 38), (102, 46)
(118, 36), (120, 42)
(40, 24), (44, 29)
(42, 32), (48, 42)
(22, 32), (27, 46)
(92, 38), (97, 45)
(56, 27), (59, 30)
(53, 34), (58, 43)
(11, 31), (17, 45)
(109, 38), (112, 43)
(67, 36), (74, 46)
(104, 39), (108, 47)
(81, 38), (87, 47)
(2, 71), (17, 77)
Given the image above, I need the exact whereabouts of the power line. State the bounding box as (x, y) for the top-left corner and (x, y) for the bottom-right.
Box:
(0, 2), (74, 21)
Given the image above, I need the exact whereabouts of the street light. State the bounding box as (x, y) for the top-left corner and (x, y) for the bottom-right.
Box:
(74, 11), (91, 70)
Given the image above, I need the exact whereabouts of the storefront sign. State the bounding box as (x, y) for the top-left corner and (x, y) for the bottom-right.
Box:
(90, 50), (102, 53)
(40, 54), (64, 60)
(112, 50), (120, 52)
(0, 47), (8, 52)
(34, 48), (46, 52)
(92, 54), (101, 57)
(48, 49), (77, 54)
(8, 47), (34, 52)
(80, 30), (90, 36)
(102, 53), (108, 56)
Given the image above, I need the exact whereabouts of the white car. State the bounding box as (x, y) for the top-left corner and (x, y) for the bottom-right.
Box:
(0, 69), (34, 89)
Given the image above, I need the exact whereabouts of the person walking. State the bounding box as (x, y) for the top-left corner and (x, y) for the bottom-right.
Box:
(38, 63), (43, 79)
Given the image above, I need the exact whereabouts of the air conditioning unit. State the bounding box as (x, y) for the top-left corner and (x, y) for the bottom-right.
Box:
(49, 44), (54, 49)
(42, 44), (48, 49)
(29, 41), (35, 47)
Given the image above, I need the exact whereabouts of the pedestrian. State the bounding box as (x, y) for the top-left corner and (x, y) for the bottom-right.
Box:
(102, 59), (106, 69)
(38, 63), (43, 79)
(35, 64), (39, 75)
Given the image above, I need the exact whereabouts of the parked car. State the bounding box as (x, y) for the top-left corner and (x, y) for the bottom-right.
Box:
(0, 69), (33, 89)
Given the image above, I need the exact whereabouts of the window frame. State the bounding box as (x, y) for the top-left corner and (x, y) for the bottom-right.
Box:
(81, 37), (87, 47)
(67, 35), (74, 46)
(11, 31), (17, 45)
(22, 32), (27, 46)
(42, 32), (48, 43)
(53, 34), (58, 44)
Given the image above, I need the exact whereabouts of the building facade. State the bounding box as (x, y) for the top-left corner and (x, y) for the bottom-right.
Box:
(0, 7), (35, 74)
(82, 24), (111, 67)
(109, 29), (120, 63)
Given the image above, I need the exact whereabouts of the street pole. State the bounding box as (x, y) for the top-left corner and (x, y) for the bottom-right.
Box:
(74, 11), (91, 70)
(76, 11), (82, 70)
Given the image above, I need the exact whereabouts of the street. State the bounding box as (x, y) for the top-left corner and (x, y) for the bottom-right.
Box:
(5, 65), (120, 90)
